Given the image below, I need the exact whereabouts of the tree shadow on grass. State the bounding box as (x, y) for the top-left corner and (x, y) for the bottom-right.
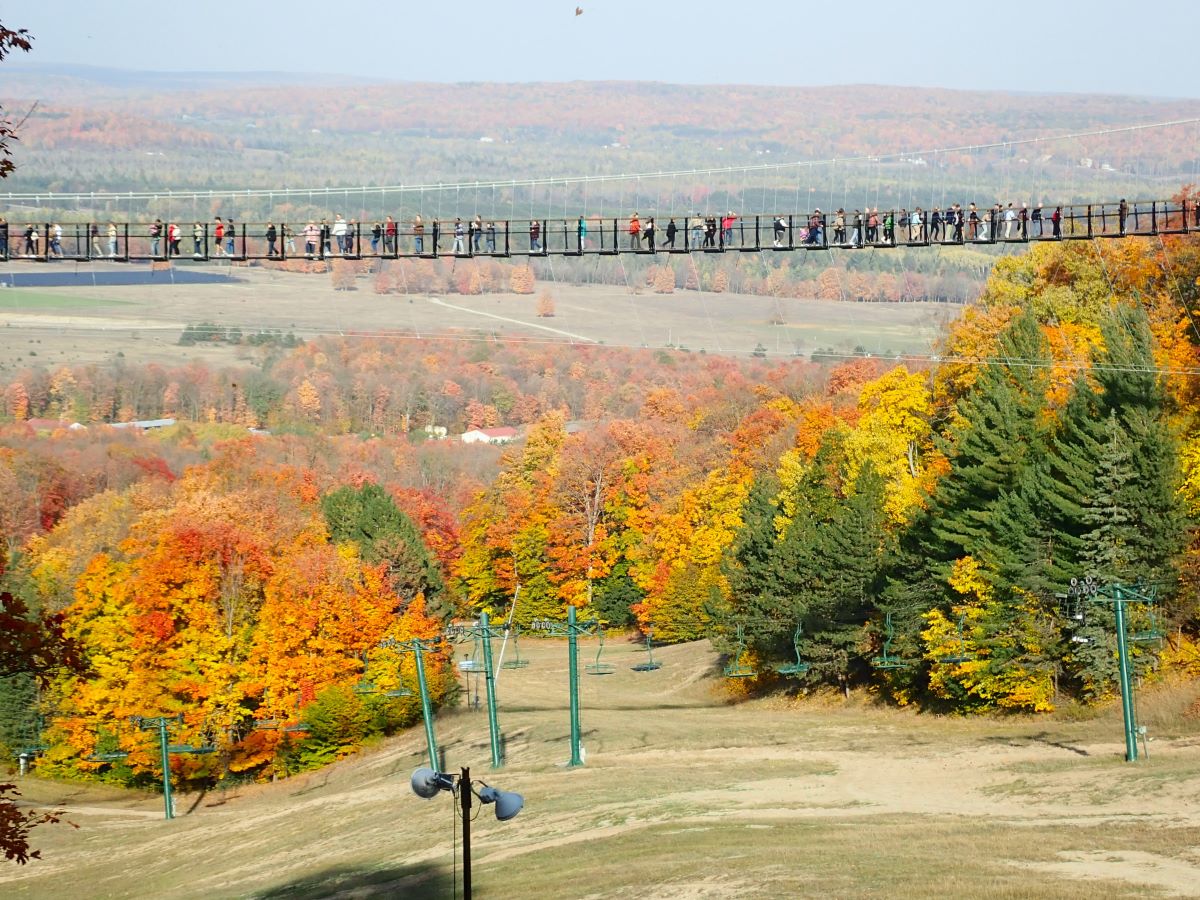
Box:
(253, 860), (455, 899)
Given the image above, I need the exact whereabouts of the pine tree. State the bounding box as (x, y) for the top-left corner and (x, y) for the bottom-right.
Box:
(880, 309), (1052, 670)
(322, 483), (449, 618)
(803, 465), (889, 692)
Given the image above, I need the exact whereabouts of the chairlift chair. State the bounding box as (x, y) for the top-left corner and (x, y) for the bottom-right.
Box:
(1130, 606), (1165, 644)
(586, 628), (616, 675)
(723, 624), (758, 678)
(940, 613), (973, 664)
(631, 626), (663, 672)
(775, 623), (811, 677)
(458, 630), (485, 673)
(353, 650), (379, 694)
(87, 750), (130, 762)
(501, 625), (531, 670)
(870, 612), (911, 670)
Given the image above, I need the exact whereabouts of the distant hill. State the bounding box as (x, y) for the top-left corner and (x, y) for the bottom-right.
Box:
(3, 70), (1198, 208)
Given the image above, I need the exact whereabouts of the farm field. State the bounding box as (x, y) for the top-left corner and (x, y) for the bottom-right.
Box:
(4, 637), (1200, 899)
(0, 261), (958, 372)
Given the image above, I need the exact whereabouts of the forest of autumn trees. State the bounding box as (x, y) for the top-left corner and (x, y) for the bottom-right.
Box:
(2, 229), (1200, 821)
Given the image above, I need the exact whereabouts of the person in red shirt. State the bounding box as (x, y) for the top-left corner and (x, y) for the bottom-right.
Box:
(628, 212), (641, 249)
(721, 211), (737, 246)
(384, 216), (397, 254)
(214, 217), (225, 256)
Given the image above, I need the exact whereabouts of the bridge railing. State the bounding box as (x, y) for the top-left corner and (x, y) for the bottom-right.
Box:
(1, 201), (1194, 263)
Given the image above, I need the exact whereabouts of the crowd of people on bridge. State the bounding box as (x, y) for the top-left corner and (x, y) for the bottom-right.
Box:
(2, 198), (1194, 261)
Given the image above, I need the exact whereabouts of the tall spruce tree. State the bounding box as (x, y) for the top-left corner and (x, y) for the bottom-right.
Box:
(879, 310), (1052, 674)
(322, 483), (449, 618)
(802, 464), (889, 692)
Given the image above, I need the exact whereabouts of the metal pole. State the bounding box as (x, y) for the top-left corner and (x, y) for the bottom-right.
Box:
(1113, 588), (1138, 762)
(412, 642), (439, 770)
(158, 719), (174, 820)
(479, 612), (503, 769)
(568, 605), (582, 767)
(460, 766), (473, 900)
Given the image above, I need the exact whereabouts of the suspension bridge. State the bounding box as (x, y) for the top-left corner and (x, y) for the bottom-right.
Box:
(1, 196), (1196, 264)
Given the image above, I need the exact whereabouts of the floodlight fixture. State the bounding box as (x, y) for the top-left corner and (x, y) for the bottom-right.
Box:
(410, 766), (524, 898)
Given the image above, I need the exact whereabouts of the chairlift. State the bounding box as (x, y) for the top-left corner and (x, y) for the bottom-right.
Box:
(167, 743), (217, 754)
(458, 630), (485, 673)
(775, 623), (810, 677)
(353, 650), (379, 694)
(631, 626), (663, 672)
(723, 624), (758, 678)
(87, 750), (130, 762)
(586, 628), (616, 675)
(871, 612), (910, 670)
(501, 625), (531, 670)
(940, 613), (973, 664)
(1130, 605), (1165, 644)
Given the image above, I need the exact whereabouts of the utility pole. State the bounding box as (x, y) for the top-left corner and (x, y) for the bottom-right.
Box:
(530, 605), (602, 767)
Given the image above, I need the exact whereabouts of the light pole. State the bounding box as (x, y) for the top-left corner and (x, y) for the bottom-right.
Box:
(411, 766), (523, 900)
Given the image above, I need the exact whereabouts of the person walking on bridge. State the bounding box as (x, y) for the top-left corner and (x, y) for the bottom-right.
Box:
(385, 216), (397, 254)
(721, 211), (737, 246)
(1004, 203), (1017, 239)
(664, 217), (678, 249)
(628, 212), (641, 249)
(333, 215), (348, 254)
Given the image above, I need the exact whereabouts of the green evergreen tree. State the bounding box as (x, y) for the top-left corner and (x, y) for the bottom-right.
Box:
(321, 483), (449, 618)
(879, 309), (1052, 692)
(802, 464), (889, 693)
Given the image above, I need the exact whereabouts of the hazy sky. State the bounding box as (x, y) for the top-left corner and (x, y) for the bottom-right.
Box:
(8, 0), (1200, 98)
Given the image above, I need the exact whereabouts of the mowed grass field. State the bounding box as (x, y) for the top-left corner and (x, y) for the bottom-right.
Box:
(5, 637), (1200, 899)
(0, 261), (958, 371)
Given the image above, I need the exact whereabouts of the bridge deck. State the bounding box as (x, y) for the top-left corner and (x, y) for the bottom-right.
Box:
(2, 199), (1194, 264)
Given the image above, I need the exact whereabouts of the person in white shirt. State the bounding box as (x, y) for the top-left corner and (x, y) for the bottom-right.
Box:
(333, 214), (348, 254)
(1004, 203), (1018, 239)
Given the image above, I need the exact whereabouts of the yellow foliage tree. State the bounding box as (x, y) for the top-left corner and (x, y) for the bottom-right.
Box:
(842, 366), (932, 523)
